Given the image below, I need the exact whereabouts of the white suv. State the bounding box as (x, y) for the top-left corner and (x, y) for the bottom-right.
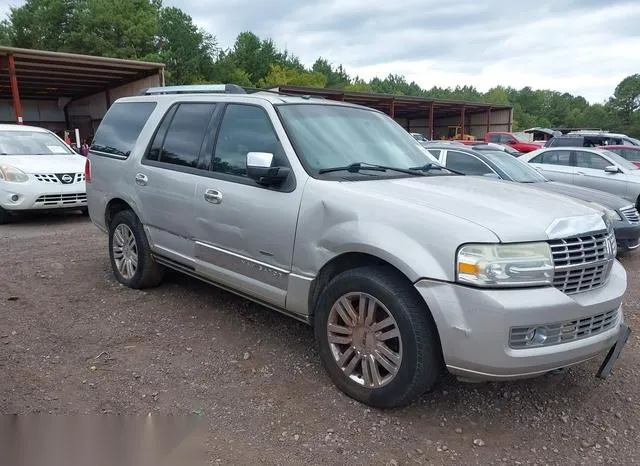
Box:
(0, 124), (87, 224)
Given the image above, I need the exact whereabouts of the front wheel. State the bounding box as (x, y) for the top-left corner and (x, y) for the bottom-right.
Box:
(108, 210), (164, 289)
(314, 266), (442, 409)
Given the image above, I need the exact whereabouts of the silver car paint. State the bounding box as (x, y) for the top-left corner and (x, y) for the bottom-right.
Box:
(88, 92), (627, 381)
(522, 148), (640, 205)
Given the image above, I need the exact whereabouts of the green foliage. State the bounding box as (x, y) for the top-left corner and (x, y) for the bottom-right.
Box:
(1, 0), (639, 137)
(259, 64), (327, 88)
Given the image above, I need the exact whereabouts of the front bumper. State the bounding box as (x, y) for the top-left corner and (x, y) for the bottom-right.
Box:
(415, 260), (627, 381)
(613, 221), (640, 252)
(1, 181), (86, 211)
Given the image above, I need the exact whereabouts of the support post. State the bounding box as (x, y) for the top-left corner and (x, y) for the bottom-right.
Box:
(486, 106), (492, 135)
(389, 98), (395, 119)
(460, 105), (466, 140)
(8, 54), (23, 124)
(428, 102), (434, 139)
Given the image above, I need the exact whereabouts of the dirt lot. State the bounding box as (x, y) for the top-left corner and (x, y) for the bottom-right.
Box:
(1, 214), (639, 465)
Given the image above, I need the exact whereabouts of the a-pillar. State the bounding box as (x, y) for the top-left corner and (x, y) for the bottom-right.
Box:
(7, 54), (23, 124)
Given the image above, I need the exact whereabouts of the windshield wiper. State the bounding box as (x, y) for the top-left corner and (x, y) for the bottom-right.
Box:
(409, 163), (465, 175)
(318, 162), (425, 176)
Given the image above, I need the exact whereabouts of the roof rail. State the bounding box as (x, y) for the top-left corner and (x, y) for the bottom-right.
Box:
(140, 84), (247, 95)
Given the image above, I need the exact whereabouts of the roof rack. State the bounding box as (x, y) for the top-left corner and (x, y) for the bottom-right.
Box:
(140, 84), (247, 95)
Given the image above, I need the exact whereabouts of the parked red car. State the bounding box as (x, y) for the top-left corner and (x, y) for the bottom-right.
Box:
(599, 145), (640, 167)
(481, 132), (543, 153)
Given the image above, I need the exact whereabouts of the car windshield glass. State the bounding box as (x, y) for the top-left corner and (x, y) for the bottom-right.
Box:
(481, 151), (547, 182)
(276, 104), (442, 176)
(598, 149), (639, 170)
(0, 130), (74, 155)
(513, 133), (530, 143)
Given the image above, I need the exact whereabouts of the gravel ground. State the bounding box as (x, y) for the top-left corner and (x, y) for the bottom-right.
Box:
(1, 213), (639, 465)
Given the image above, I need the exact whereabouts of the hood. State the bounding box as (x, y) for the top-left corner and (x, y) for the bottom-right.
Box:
(0, 154), (86, 174)
(342, 175), (606, 243)
(535, 181), (631, 210)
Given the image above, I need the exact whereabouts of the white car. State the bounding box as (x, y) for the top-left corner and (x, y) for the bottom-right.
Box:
(0, 124), (87, 224)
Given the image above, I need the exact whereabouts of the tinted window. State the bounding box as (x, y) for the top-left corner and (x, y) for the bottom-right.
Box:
(445, 151), (494, 176)
(427, 149), (441, 159)
(499, 134), (514, 143)
(212, 104), (281, 177)
(155, 103), (216, 168)
(539, 150), (571, 166)
(548, 136), (583, 147)
(91, 102), (156, 157)
(488, 134), (500, 143)
(575, 151), (610, 170)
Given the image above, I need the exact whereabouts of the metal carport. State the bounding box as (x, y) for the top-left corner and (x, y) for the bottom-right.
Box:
(0, 46), (164, 139)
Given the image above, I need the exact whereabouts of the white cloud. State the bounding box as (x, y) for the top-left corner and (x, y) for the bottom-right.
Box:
(1, 0), (639, 102)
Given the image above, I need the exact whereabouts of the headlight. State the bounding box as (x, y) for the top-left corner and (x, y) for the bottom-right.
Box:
(0, 165), (28, 183)
(457, 242), (554, 287)
(589, 202), (621, 222)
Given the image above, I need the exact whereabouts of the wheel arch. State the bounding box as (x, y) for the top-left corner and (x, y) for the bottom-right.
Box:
(307, 252), (444, 352)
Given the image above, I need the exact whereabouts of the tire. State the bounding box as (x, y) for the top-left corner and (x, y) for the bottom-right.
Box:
(80, 207), (89, 216)
(108, 210), (164, 289)
(0, 207), (9, 225)
(314, 265), (442, 409)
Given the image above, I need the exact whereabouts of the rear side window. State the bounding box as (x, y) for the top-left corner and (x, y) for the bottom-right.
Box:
(150, 103), (216, 168)
(530, 150), (571, 166)
(445, 151), (494, 176)
(91, 102), (156, 158)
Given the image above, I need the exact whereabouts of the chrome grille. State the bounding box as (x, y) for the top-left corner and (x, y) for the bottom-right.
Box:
(34, 174), (59, 183)
(549, 231), (615, 294)
(33, 173), (85, 183)
(34, 193), (87, 206)
(509, 309), (619, 348)
(620, 205), (639, 223)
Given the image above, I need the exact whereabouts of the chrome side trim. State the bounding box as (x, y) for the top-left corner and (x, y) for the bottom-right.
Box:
(152, 254), (310, 325)
(195, 241), (289, 290)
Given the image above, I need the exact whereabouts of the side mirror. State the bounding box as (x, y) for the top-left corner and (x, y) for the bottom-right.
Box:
(604, 165), (621, 174)
(246, 152), (290, 186)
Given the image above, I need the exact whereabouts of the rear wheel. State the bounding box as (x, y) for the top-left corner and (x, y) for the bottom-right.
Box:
(314, 266), (442, 409)
(108, 210), (164, 289)
(80, 207), (89, 216)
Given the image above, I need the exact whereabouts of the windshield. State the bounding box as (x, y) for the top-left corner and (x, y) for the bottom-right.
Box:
(599, 149), (639, 170)
(512, 133), (531, 143)
(276, 104), (440, 176)
(481, 151), (548, 182)
(0, 130), (74, 156)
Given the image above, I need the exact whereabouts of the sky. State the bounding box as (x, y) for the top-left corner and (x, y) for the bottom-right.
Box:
(1, 0), (639, 103)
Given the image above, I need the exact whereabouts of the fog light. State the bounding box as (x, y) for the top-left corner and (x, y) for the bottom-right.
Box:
(11, 194), (19, 202)
(525, 327), (548, 346)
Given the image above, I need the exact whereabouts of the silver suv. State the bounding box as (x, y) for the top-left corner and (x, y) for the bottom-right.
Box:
(86, 85), (629, 409)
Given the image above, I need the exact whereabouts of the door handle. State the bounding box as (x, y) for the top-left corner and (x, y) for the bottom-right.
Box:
(135, 173), (148, 186)
(204, 189), (223, 204)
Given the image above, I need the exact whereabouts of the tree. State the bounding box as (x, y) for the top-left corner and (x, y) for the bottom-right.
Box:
(312, 57), (350, 89)
(609, 74), (640, 126)
(153, 7), (217, 85)
(258, 64), (327, 88)
(5, 0), (82, 51)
